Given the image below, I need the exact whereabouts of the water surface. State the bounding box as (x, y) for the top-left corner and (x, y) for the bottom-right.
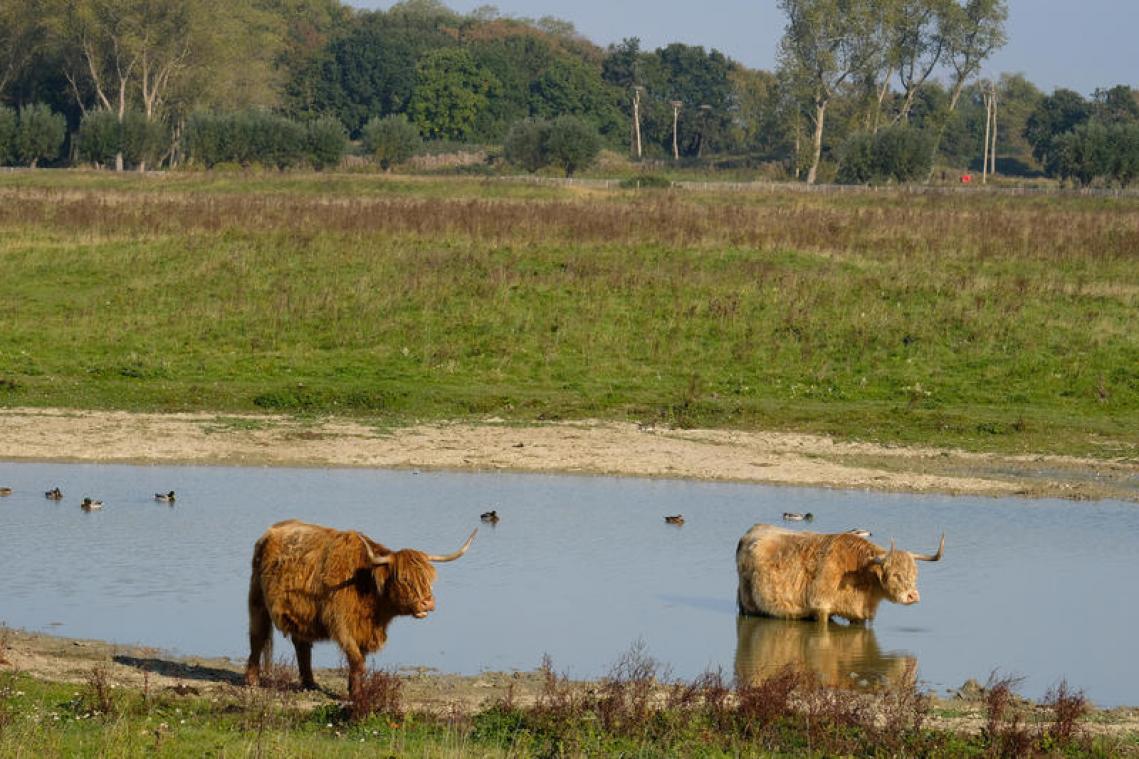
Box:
(1, 462), (1135, 705)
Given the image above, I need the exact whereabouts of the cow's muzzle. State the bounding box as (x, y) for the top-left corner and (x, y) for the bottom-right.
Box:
(902, 590), (920, 605)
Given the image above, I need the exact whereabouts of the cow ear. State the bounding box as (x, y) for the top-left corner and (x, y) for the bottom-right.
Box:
(359, 534), (394, 567)
(869, 541), (895, 566)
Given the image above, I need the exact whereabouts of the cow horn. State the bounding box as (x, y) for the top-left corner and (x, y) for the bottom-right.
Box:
(870, 540), (895, 565)
(424, 528), (478, 563)
(360, 535), (395, 566)
(909, 533), (945, 562)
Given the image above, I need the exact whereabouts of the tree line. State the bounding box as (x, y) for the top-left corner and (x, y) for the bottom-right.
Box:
(1, 0), (1137, 185)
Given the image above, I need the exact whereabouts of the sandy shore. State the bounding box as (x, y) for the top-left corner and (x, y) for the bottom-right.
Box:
(1, 407), (1136, 502)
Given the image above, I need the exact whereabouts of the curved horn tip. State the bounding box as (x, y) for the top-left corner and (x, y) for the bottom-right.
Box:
(425, 528), (478, 563)
(911, 533), (945, 562)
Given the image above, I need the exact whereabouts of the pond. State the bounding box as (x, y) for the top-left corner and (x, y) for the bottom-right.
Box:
(1, 461), (1136, 706)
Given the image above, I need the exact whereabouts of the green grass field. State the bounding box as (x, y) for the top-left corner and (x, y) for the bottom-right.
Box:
(1, 170), (1136, 457)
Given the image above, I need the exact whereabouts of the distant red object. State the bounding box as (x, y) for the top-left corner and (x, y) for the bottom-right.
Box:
(961, 174), (972, 184)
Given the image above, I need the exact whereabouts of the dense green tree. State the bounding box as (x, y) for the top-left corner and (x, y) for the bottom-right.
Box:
(0, 0), (48, 102)
(16, 103), (66, 166)
(652, 44), (735, 156)
(544, 114), (600, 176)
(361, 113), (421, 169)
(295, 11), (455, 135)
(468, 32), (555, 140)
(409, 47), (499, 140)
(728, 66), (791, 156)
(1024, 88), (1090, 174)
(528, 57), (623, 140)
(0, 106), (16, 164)
(502, 117), (549, 172)
(1090, 85), (1139, 126)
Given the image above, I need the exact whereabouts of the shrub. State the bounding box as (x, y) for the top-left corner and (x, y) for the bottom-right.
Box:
(0, 106), (16, 165)
(16, 103), (66, 167)
(361, 114), (422, 170)
(305, 116), (347, 170)
(120, 111), (169, 169)
(78, 110), (168, 169)
(544, 115), (601, 177)
(503, 118), (550, 173)
(77, 110), (121, 166)
(183, 110), (310, 169)
(348, 667), (404, 722)
(837, 126), (933, 185)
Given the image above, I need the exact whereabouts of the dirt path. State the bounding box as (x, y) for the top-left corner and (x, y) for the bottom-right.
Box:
(2, 407), (1136, 501)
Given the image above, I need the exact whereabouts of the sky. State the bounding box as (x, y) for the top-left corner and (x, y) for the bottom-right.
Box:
(353, 0), (1138, 95)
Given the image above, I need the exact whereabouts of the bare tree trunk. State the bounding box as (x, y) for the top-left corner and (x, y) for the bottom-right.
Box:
(671, 102), (681, 161)
(989, 88), (998, 178)
(631, 88), (642, 159)
(981, 90), (991, 185)
(807, 100), (827, 185)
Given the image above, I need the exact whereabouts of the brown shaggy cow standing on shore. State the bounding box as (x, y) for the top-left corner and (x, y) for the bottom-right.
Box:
(245, 519), (476, 694)
(736, 523), (944, 624)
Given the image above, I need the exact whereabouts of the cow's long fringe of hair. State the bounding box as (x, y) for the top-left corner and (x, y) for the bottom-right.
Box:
(386, 550), (437, 605)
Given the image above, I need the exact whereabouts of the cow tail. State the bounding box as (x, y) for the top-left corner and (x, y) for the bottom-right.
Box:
(248, 540), (274, 673)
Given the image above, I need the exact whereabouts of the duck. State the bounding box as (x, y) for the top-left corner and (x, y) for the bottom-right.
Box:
(45, 487), (63, 500)
(846, 528), (872, 538)
(664, 514), (685, 525)
(80, 497), (104, 511)
(0, 487), (12, 496)
(154, 491), (176, 503)
(480, 510), (500, 524)
(782, 512), (814, 522)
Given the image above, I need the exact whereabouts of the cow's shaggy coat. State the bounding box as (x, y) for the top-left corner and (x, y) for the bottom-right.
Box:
(245, 519), (473, 694)
(736, 524), (943, 624)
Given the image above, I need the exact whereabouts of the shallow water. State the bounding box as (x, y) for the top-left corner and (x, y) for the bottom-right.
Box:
(1, 461), (1136, 706)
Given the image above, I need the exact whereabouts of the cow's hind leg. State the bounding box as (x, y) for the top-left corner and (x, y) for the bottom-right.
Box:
(245, 578), (273, 686)
(294, 640), (317, 690)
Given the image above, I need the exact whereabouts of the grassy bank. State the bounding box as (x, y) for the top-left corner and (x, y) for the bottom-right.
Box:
(0, 171), (1136, 458)
(3, 654), (1134, 758)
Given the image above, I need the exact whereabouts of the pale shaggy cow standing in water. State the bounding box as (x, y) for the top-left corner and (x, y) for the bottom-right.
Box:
(245, 519), (476, 695)
(736, 524), (944, 624)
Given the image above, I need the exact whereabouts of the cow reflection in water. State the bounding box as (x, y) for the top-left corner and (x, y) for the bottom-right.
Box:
(734, 615), (916, 689)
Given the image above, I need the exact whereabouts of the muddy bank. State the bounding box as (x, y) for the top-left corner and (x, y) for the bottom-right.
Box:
(3, 627), (1138, 736)
(1, 407), (1136, 502)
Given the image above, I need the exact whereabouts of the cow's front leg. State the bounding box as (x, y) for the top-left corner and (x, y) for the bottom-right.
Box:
(294, 640), (317, 690)
(339, 639), (366, 698)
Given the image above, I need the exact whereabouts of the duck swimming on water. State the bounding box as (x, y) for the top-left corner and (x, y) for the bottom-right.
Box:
(782, 512), (814, 522)
(480, 510), (500, 524)
(664, 514), (685, 525)
(45, 487), (63, 500)
(155, 491), (176, 503)
(846, 528), (872, 538)
(80, 498), (104, 511)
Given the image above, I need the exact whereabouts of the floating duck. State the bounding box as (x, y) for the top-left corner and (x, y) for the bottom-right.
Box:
(664, 514), (685, 525)
(480, 510), (500, 524)
(81, 497), (104, 511)
(0, 487), (12, 496)
(155, 491), (176, 503)
(846, 528), (872, 538)
(45, 487), (63, 500)
(782, 512), (814, 522)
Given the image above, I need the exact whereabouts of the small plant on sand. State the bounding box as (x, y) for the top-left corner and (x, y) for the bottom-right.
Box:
(348, 667), (404, 722)
(84, 663), (117, 716)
